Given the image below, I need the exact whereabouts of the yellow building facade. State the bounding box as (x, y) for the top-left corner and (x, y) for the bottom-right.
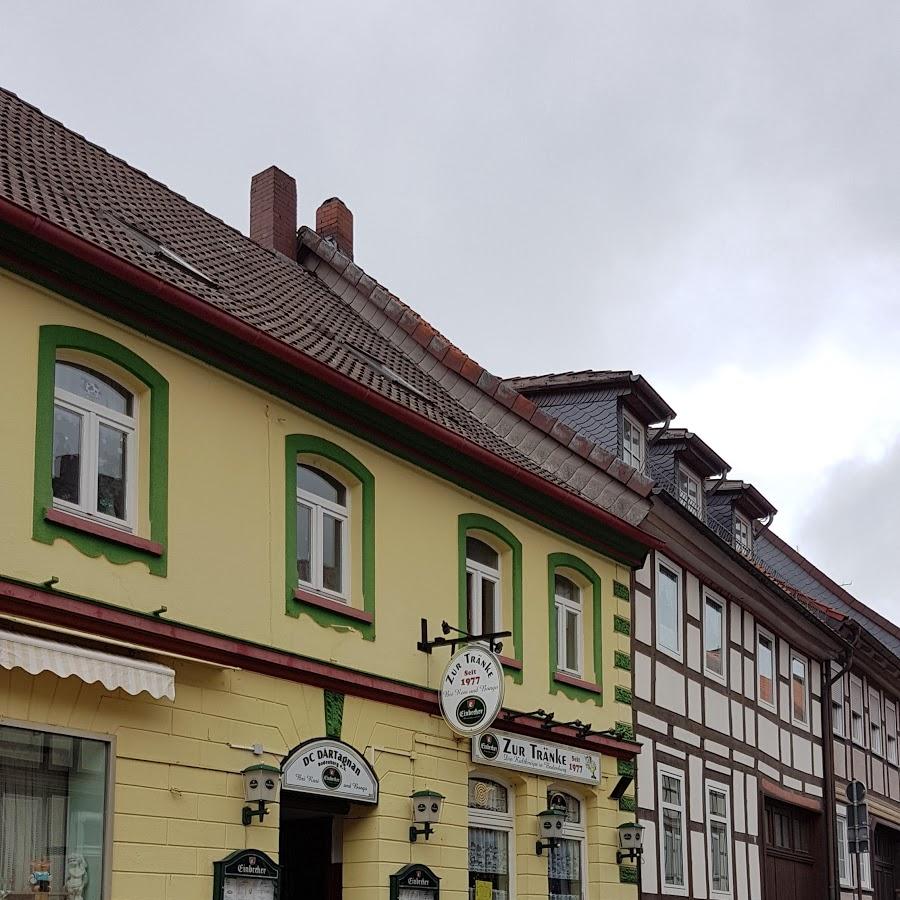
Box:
(0, 88), (655, 900)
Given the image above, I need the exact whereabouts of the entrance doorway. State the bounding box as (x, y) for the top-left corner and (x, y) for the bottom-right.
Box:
(874, 823), (900, 900)
(761, 799), (825, 900)
(279, 791), (348, 900)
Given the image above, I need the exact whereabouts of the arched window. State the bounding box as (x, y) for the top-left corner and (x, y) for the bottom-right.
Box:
(52, 360), (136, 528)
(468, 776), (513, 899)
(297, 463), (349, 600)
(554, 574), (582, 677)
(466, 536), (501, 635)
(547, 789), (585, 900)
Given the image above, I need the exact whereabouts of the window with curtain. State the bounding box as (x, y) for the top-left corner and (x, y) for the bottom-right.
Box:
(468, 777), (512, 900)
(297, 463), (349, 600)
(547, 790), (584, 900)
(0, 724), (108, 900)
(706, 783), (731, 896)
(466, 537), (501, 636)
(659, 768), (687, 891)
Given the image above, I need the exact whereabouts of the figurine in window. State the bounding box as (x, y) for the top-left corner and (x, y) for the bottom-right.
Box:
(64, 855), (88, 900)
(28, 859), (51, 893)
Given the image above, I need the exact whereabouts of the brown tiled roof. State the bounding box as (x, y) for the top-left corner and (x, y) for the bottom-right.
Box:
(0, 86), (653, 527)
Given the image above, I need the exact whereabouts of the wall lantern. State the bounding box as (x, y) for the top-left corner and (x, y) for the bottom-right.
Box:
(409, 790), (445, 842)
(535, 808), (567, 855)
(616, 821), (645, 864)
(241, 763), (280, 826)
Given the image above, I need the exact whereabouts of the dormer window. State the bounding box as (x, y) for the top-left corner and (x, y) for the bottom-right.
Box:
(734, 512), (753, 557)
(622, 410), (645, 472)
(678, 465), (702, 517)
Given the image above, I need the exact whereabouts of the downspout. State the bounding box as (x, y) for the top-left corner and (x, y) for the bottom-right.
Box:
(648, 416), (672, 445)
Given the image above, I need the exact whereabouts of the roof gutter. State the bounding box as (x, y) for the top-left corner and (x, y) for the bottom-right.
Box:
(0, 197), (661, 555)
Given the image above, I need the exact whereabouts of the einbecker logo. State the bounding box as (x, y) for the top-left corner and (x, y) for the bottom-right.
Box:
(478, 732), (499, 758)
(456, 696), (486, 726)
(322, 766), (342, 790)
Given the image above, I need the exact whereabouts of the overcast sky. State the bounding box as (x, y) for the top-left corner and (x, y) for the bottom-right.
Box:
(5, 1), (899, 618)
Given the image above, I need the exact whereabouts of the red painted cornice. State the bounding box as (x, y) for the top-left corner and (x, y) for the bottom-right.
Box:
(0, 577), (640, 759)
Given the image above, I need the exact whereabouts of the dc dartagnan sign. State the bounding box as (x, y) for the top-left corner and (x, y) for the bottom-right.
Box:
(439, 645), (504, 736)
(281, 737), (379, 804)
(472, 728), (601, 785)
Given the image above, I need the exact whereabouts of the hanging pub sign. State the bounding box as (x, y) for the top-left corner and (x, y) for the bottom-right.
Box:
(439, 644), (504, 737)
(472, 728), (601, 785)
(213, 849), (280, 900)
(390, 863), (440, 900)
(281, 737), (379, 804)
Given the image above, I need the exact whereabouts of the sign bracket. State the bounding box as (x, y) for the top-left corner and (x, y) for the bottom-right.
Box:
(417, 618), (511, 656)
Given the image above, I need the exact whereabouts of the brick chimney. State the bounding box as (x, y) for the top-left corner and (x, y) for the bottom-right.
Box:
(250, 166), (297, 258)
(316, 198), (353, 260)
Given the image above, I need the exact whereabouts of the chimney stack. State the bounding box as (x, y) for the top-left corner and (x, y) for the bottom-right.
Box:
(316, 198), (354, 260)
(250, 166), (297, 258)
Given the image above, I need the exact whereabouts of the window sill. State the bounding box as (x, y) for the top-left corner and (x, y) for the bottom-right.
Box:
(44, 507), (164, 556)
(498, 655), (522, 671)
(554, 672), (602, 695)
(294, 588), (374, 624)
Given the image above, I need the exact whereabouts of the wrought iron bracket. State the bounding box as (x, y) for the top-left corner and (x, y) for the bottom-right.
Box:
(417, 618), (510, 656)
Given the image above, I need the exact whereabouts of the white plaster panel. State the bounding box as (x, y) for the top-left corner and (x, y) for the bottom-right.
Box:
(656, 743), (687, 760)
(730, 647), (743, 693)
(687, 622), (701, 672)
(812, 699), (822, 738)
(792, 734), (813, 774)
(656, 661), (686, 715)
(746, 774), (758, 837)
(834, 743), (846, 779)
(636, 736), (655, 806)
(706, 761), (731, 777)
(744, 708), (756, 746)
(758, 761), (780, 781)
(730, 601), (742, 645)
(811, 659), (821, 697)
(731, 699), (745, 742)
(705, 739), (729, 758)
(734, 750), (755, 769)
(686, 572), (700, 619)
(637, 710), (668, 735)
(779, 639), (789, 677)
(640, 816), (658, 893)
(705, 685), (731, 735)
(779, 682), (790, 723)
(743, 658), (755, 700)
(735, 840), (749, 900)
(733, 771), (746, 833)
(689, 679), (703, 723)
(813, 744), (824, 778)
(743, 610), (755, 652)
(636, 554), (652, 589)
(690, 754), (704, 823)
(748, 842), (761, 899)
(757, 714), (779, 760)
(805, 783), (823, 797)
(691, 829), (708, 899)
(780, 728), (792, 766)
(634, 590), (652, 646)
(783, 775), (803, 791)
(635, 650), (652, 701)
(673, 725), (701, 748)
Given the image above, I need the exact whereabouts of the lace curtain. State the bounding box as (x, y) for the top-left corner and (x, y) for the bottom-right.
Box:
(549, 837), (582, 900)
(468, 826), (509, 900)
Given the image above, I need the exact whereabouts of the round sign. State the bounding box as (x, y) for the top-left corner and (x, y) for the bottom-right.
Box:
(846, 780), (866, 804)
(439, 644), (504, 736)
(322, 766), (343, 790)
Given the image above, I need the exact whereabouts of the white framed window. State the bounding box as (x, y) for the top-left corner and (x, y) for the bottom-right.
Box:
(836, 810), (852, 888)
(658, 766), (688, 895)
(468, 776), (514, 900)
(851, 709), (865, 745)
(555, 574), (583, 677)
(678, 465), (702, 518)
(790, 652), (809, 727)
(870, 689), (884, 757)
(832, 692), (845, 737)
(706, 781), (732, 898)
(733, 512), (753, 558)
(52, 360), (137, 530)
(756, 627), (777, 712)
(703, 591), (727, 683)
(886, 701), (898, 764)
(656, 556), (683, 662)
(296, 464), (350, 601)
(547, 789), (585, 900)
(466, 536), (502, 636)
(860, 847), (872, 890)
(622, 410), (645, 472)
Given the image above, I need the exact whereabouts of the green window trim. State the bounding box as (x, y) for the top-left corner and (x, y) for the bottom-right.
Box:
(32, 325), (169, 576)
(457, 513), (523, 682)
(285, 435), (375, 640)
(547, 552), (602, 704)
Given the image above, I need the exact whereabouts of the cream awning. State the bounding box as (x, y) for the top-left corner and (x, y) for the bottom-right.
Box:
(0, 628), (175, 700)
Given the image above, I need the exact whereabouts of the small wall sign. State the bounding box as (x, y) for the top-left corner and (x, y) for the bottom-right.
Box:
(390, 863), (440, 900)
(439, 644), (504, 736)
(281, 737), (379, 804)
(471, 728), (601, 785)
(213, 849), (280, 900)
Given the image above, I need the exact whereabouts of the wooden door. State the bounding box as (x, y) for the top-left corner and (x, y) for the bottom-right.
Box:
(874, 824), (899, 900)
(762, 800), (823, 900)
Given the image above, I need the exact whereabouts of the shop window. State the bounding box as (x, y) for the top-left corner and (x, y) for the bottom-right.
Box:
(658, 767), (688, 895)
(458, 515), (523, 674)
(33, 325), (169, 575)
(0, 724), (109, 900)
(757, 628), (776, 712)
(706, 781), (732, 897)
(468, 777), (513, 899)
(285, 436), (375, 638)
(703, 591), (726, 683)
(656, 556), (682, 661)
(547, 790), (584, 900)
